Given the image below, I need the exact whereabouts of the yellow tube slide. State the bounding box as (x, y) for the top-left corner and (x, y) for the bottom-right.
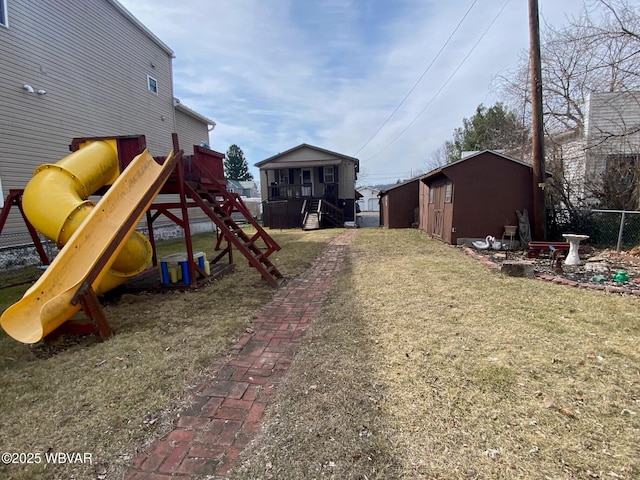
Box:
(1, 146), (175, 344)
(22, 140), (152, 294)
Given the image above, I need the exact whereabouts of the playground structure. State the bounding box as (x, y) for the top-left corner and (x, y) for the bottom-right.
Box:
(0, 134), (283, 344)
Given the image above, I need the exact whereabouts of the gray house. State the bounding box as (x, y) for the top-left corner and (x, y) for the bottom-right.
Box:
(256, 144), (359, 229)
(226, 180), (260, 198)
(0, 0), (214, 244)
(549, 91), (640, 208)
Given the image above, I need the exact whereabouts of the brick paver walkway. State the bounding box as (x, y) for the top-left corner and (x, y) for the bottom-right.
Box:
(126, 229), (356, 479)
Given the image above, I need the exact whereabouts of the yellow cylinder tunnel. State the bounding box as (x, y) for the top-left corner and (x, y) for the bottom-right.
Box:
(22, 140), (153, 293)
(0, 140), (157, 343)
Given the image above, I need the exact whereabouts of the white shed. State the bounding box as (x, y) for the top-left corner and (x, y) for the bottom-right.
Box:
(356, 186), (380, 212)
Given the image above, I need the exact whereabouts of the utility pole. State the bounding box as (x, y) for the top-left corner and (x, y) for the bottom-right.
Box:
(529, 0), (546, 240)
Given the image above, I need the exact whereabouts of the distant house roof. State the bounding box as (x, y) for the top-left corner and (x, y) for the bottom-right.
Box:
(226, 179), (242, 190)
(550, 128), (583, 144)
(174, 100), (216, 128)
(255, 143), (359, 170)
(107, 0), (174, 57)
(357, 186), (380, 194)
(227, 179), (257, 191)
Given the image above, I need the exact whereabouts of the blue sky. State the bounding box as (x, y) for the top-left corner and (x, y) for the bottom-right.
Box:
(118, 0), (590, 185)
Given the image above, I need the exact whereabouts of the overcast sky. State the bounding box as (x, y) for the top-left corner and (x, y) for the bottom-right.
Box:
(118, 0), (591, 185)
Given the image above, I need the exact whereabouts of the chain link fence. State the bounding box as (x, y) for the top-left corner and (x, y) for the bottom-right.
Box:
(547, 207), (640, 250)
(0, 221), (219, 270)
(0, 232), (58, 269)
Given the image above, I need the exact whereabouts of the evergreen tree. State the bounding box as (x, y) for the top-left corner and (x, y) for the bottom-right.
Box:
(444, 103), (527, 162)
(224, 144), (253, 180)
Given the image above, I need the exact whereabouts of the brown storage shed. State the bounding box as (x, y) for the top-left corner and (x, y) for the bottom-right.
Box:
(379, 178), (420, 228)
(419, 150), (535, 244)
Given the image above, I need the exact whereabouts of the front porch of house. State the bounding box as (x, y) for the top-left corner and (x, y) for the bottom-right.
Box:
(264, 165), (339, 202)
(260, 165), (354, 229)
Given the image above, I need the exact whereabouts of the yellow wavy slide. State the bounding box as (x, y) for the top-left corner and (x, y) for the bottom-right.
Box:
(1, 141), (177, 343)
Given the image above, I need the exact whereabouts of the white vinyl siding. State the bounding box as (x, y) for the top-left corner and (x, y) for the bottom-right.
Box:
(174, 108), (210, 156)
(0, 0), (177, 235)
(338, 160), (355, 198)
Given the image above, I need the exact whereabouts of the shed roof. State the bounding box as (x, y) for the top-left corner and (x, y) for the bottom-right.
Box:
(379, 176), (421, 196)
(419, 149), (546, 182)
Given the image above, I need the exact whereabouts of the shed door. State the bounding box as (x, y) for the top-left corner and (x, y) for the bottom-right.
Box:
(432, 182), (445, 239)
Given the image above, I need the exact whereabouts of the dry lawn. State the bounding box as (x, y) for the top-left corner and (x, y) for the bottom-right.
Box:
(0, 227), (342, 480)
(232, 229), (640, 480)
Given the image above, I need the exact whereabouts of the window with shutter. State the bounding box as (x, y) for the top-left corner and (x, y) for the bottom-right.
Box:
(324, 166), (335, 183)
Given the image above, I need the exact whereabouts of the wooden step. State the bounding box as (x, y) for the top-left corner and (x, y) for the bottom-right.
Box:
(183, 181), (283, 287)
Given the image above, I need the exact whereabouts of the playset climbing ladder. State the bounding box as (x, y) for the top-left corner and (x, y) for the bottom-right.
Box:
(186, 183), (283, 286)
(146, 135), (284, 288)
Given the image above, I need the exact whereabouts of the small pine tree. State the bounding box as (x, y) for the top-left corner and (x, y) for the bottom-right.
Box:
(224, 144), (254, 180)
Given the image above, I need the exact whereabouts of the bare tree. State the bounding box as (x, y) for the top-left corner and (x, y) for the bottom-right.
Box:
(587, 153), (640, 209)
(423, 143), (448, 172)
(595, 0), (640, 41)
(494, 0), (640, 210)
(494, 0), (640, 134)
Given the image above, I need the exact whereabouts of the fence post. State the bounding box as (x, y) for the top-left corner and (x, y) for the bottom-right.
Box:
(616, 210), (626, 253)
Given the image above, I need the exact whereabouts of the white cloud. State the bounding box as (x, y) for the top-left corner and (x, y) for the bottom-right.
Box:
(118, 0), (588, 183)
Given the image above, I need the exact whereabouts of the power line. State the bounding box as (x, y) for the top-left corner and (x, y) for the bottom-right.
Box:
(362, 0), (511, 163)
(352, 0), (479, 157)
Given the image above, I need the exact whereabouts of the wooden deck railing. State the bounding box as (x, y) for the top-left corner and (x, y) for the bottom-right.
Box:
(269, 184), (304, 199)
(319, 199), (344, 227)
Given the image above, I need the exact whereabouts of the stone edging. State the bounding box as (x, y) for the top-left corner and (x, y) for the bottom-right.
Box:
(461, 245), (640, 298)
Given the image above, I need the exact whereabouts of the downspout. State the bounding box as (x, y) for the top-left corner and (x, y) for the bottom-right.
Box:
(22, 140), (152, 294)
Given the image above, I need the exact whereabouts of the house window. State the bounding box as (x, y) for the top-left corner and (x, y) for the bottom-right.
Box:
(324, 166), (335, 183)
(429, 187), (434, 204)
(147, 75), (158, 94)
(0, 0), (8, 27)
(444, 181), (452, 203)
